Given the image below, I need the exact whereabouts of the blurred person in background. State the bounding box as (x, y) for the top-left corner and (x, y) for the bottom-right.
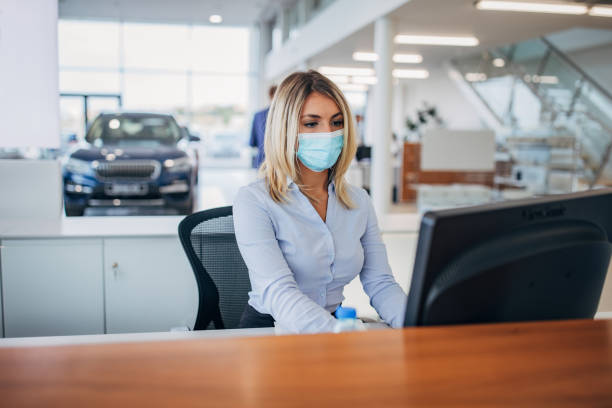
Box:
(249, 85), (277, 168)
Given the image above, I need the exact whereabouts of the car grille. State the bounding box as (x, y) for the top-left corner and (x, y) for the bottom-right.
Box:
(95, 160), (161, 181)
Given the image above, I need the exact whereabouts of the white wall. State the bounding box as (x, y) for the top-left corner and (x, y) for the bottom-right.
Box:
(0, 160), (63, 219)
(566, 43), (612, 93)
(421, 129), (495, 171)
(0, 0), (60, 148)
(402, 67), (488, 131)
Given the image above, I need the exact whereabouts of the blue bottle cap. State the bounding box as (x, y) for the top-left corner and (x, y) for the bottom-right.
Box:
(335, 306), (357, 319)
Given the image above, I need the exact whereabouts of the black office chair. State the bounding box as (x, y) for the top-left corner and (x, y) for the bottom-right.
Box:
(178, 206), (251, 330)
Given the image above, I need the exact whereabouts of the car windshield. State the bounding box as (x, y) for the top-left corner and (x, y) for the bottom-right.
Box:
(86, 115), (182, 147)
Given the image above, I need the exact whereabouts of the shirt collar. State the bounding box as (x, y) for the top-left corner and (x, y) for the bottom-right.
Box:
(286, 176), (296, 189)
(285, 175), (336, 192)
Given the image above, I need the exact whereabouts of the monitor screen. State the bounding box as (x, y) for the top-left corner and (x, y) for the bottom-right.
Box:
(404, 189), (612, 327)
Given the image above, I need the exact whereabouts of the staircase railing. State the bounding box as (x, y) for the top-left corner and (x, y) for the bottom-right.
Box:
(450, 36), (612, 188)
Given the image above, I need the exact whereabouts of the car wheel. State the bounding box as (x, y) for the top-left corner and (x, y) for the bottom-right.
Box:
(65, 204), (85, 217)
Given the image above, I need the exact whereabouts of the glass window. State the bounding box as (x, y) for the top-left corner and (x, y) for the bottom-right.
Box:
(59, 71), (121, 94)
(87, 97), (122, 125)
(191, 27), (249, 74)
(191, 75), (248, 132)
(60, 97), (85, 139)
(123, 23), (190, 71)
(123, 73), (188, 113)
(58, 20), (120, 68)
(192, 75), (248, 109)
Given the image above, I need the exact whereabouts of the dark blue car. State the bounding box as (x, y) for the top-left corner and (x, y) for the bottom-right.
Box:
(63, 112), (199, 216)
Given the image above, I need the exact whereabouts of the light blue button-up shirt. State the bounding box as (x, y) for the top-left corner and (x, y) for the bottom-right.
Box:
(233, 178), (407, 333)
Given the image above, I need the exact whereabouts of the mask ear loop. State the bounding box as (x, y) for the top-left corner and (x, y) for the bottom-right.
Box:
(328, 130), (345, 186)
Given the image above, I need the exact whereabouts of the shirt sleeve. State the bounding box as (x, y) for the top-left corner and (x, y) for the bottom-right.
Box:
(359, 191), (408, 328)
(233, 186), (336, 334)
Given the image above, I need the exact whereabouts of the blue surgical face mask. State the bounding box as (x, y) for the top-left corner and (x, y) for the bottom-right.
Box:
(297, 128), (344, 172)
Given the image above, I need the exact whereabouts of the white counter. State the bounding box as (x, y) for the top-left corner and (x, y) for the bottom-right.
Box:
(0, 216), (185, 239)
(0, 213), (421, 239)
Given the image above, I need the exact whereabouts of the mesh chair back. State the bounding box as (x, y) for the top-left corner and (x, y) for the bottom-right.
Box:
(178, 206), (251, 330)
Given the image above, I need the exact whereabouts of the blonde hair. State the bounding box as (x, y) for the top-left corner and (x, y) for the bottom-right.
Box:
(260, 70), (357, 209)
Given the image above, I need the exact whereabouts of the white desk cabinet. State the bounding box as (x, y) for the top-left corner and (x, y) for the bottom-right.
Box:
(1, 239), (104, 337)
(0, 215), (423, 337)
(0, 234), (198, 337)
(103, 237), (198, 334)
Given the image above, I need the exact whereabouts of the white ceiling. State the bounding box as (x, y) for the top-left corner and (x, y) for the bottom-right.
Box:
(58, 0), (612, 73)
(308, 0), (612, 71)
(58, 0), (290, 26)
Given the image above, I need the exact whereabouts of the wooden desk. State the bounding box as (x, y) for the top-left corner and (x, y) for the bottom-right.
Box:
(1, 319), (611, 407)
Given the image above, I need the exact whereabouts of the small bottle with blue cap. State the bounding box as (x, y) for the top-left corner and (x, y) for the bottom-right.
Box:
(333, 306), (365, 333)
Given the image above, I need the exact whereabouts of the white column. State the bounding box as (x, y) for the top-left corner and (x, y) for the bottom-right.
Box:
(392, 81), (405, 137)
(364, 88), (376, 146)
(248, 24), (261, 120)
(249, 20), (274, 116)
(370, 16), (393, 216)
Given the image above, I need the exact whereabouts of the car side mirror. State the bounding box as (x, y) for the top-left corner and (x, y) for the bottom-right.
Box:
(181, 126), (200, 142)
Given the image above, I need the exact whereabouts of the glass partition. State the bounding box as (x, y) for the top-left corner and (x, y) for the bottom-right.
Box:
(451, 34), (612, 195)
(53, 19), (254, 217)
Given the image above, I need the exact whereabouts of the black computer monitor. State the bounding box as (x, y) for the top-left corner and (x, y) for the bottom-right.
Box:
(404, 189), (612, 327)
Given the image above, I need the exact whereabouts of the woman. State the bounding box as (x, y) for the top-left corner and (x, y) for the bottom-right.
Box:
(233, 70), (406, 333)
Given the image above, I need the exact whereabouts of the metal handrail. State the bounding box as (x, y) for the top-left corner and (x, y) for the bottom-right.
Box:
(448, 58), (505, 126)
(540, 36), (612, 103)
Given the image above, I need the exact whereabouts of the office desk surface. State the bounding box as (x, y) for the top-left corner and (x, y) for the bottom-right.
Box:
(1, 319), (611, 407)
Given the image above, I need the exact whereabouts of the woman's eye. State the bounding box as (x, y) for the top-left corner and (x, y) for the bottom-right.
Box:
(304, 122), (318, 128)
(332, 120), (344, 127)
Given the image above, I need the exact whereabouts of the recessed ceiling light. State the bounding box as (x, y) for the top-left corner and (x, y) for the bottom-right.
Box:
(492, 58), (506, 67)
(352, 52), (378, 62)
(392, 69), (429, 79)
(209, 14), (223, 24)
(327, 75), (350, 84)
(353, 52), (424, 64)
(394, 35), (479, 47)
(319, 66), (376, 76)
(531, 75), (559, 84)
(338, 83), (368, 92)
(352, 76), (378, 85)
(393, 54), (423, 64)
(465, 72), (488, 82)
(589, 6), (612, 17)
(475, 1), (587, 15)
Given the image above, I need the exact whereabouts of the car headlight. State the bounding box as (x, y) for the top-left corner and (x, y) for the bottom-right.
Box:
(163, 157), (192, 173)
(64, 158), (93, 175)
